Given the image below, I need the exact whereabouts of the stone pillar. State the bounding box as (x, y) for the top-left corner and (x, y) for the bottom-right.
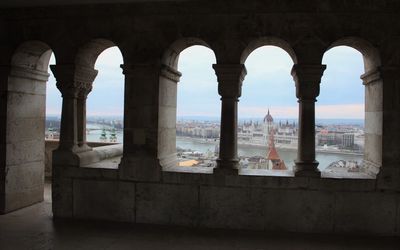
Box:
(50, 65), (80, 153)
(1, 65), (49, 213)
(291, 64), (326, 177)
(76, 67), (98, 150)
(372, 66), (399, 190)
(360, 68), (383, 177)
(119, 63), (162, 181)
(0, 65), (10, 214)
(50, 65), (97, 153)
(158, 64), (181, 168)
(213, 64), (247, 175)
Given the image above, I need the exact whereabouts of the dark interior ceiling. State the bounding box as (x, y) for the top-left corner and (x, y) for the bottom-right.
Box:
(0, 0), (193, 8)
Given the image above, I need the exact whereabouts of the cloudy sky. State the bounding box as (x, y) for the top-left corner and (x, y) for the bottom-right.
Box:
(46, 45), (364, 119)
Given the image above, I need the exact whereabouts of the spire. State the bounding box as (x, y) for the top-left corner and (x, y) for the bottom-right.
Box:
(266, 127), (287, 170)
(266, 128), (279, 160)
(263, 109), (274, 123)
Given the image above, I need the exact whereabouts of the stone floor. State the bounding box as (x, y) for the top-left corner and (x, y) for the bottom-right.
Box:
(0, 182), (399, 250)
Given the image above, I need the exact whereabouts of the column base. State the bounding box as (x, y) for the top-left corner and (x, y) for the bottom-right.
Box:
(294, 160), (321, 177)
(213, 159), (239, 175)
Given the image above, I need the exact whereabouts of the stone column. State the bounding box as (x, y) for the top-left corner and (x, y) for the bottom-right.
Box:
(50, 65), (97, 153)
(0, 65), (11, 214)
(158, 64), (182, 168)
(1, 65), (49, 213)
(76, 67), (98, 151)
(372, 66), (398, 190)
(119, 63), (162, 181)
(213, 64), (247, 175)
(291, 64), (326, 177)
(360, 68), (383, 177)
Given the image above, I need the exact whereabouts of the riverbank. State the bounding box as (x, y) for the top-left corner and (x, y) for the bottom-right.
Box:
(177, 136), (363, 157)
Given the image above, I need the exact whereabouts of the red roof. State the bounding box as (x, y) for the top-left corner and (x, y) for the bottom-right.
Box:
(267, 147), (280, 160)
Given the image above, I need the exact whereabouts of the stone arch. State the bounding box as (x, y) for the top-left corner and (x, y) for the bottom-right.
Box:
(3, 40), (55, 213)
(161, 37), (213, 69)
(74, 38), (124, 152)
(75, 38), (124, 68)
(323, 37), (382, 177)
(11, 40), (53, 72)
(240, 37), (298, 64)
(239, 38), (298, 172)
(326, 37), (381, 72)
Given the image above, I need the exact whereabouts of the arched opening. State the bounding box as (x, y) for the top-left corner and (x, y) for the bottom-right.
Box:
(159, 38), (218, 170)
(318, 38), (382, 178)
(73, 39), (124, 168)
(239, 44), (297, 174)
(86, 47), (124, 145)
(3, 41), (56, 213)
(44, 52), (60, 203)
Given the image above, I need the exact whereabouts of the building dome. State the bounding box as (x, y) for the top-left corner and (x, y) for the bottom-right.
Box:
(263, 109), (273, 123)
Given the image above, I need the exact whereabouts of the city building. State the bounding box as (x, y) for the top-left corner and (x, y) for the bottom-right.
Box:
(238, 110), (298, 147)
(342, 133), (355, 149)
(266, 128), (287, 170)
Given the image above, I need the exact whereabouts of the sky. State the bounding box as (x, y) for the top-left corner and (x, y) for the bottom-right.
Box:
(46, 45), (364, 119)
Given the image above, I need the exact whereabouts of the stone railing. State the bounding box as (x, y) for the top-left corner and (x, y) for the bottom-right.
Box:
(45, 140), (121, 177)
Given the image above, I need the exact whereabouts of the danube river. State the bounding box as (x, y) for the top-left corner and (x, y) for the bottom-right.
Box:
(176, 137), (363, 171)
(83, 126), (363, 171)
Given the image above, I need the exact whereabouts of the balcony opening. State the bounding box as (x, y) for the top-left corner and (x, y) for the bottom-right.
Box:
(86, 46), (124, 146)
(239, 45), (297, 176)
(45, 52), (60, 195)
(75, 39), (125, 169)
(176, 45), (219, 170)
(318, 40), (382, 179)
(159, 39), (218, 172)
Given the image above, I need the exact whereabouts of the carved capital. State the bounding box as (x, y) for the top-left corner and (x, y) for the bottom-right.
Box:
(160, 64), (182, 83)
(213, 64), (247, 98)
(50, 64), (98, 98)
(291, 64), (326, 100)
(361, 69), (381, 86)
(76, 66), (97, 99)
(10, 66), (49, 82)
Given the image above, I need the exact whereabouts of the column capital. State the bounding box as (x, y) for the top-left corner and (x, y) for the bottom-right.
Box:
(213, 64), (247, 98)
(291, 64), (326, 100)
(361, 68), (381, 85)
(50, 64), (98, 98)
(9, 66), (49, 82)
(160, 64), (182, 83)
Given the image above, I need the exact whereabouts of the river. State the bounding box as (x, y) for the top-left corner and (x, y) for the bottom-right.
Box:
(85, 127), (363, 171)
(176, 137), (363, 171)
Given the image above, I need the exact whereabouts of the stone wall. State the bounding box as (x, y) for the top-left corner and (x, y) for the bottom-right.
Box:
(59, 167), (400, 235)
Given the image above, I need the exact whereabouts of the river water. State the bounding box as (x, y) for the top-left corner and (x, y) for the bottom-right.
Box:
(176, 137), (363, 171)
(85, 127), (362, 171)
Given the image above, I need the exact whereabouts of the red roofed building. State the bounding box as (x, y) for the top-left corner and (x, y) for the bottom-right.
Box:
(266, 128), (287, 170)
